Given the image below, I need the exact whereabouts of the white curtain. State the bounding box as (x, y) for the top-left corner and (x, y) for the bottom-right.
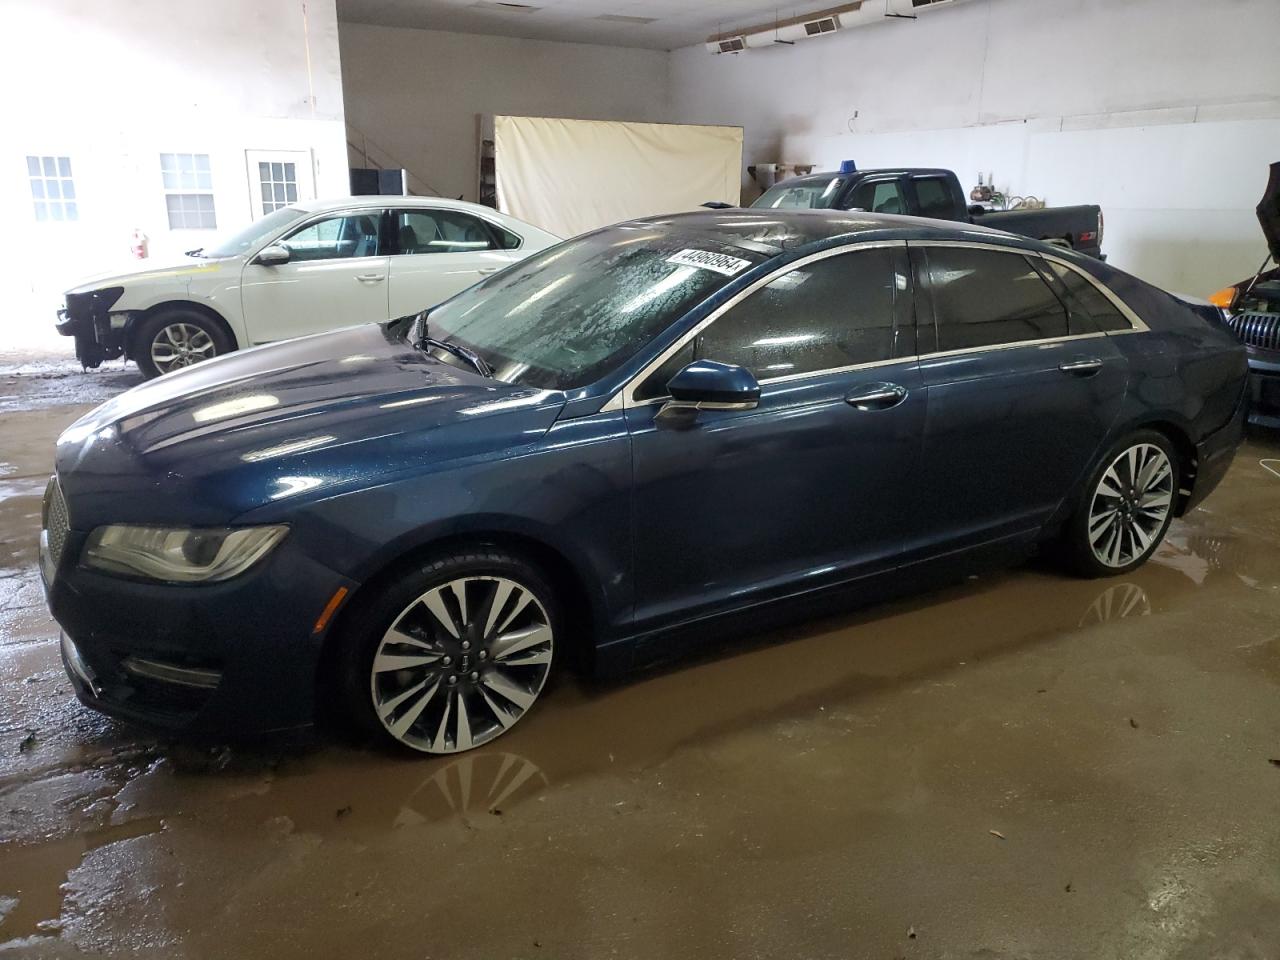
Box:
(494, 116), (743, 239)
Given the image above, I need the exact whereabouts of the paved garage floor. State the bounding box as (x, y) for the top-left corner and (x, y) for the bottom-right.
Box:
(2, 352), (1279, 959)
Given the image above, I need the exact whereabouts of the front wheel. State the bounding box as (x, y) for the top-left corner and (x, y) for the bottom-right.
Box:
(133, 308), (231, 378)
(340, 550), (559, 755)
(1064, 430), (1180, 577)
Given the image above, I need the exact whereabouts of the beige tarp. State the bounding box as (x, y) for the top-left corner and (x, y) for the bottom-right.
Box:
(494, 115), (743, 239)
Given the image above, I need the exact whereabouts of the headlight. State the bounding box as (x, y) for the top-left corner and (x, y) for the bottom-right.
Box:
(82, 525), (288, 583)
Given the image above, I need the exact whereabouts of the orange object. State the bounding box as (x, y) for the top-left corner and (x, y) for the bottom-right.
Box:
(1207, 285), (1238, 310)
(313, 586), (349, 634)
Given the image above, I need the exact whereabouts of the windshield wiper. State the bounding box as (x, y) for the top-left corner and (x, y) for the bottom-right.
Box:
(403, 309), (493, 379)
(185, 247), (205, 258)
(420, 336), (492, 378)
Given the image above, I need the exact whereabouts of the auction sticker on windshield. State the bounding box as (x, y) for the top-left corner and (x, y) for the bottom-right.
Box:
(666, 249), (752, 277)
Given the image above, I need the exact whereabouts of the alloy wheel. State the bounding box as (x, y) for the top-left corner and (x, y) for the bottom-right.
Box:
(1087, 443), (1174, 569)
(369, 576), (554, 754)
(151, 322), (216, 373)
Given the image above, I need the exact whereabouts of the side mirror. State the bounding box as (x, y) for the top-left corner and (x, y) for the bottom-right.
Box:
(254, 243), (291, 266)
(968, 204), (987, 217)
(661, 360), (760, 413)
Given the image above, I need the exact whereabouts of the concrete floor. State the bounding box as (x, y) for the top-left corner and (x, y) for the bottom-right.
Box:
(2, 351), (1279, 959)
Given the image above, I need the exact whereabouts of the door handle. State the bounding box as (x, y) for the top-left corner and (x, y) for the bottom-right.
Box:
(845, 382), (907, 411)
(1059, 358), (1103, 376)
(477, 266), (502, 275)
(355, 273), (385, 283)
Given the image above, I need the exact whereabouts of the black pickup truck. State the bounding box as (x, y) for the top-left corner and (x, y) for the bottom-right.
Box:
(751, 167), (1104, 259)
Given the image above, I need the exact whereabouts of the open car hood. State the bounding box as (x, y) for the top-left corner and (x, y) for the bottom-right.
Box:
(1259, 161), (1280, 263)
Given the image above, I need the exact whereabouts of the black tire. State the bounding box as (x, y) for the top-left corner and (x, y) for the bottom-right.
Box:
(1062, 429), (1181, 578)
(337, 548), (560, 755)
(132, 307), (233, 379)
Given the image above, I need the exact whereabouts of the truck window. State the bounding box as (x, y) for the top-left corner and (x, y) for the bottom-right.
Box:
(846, 180), (905, 215)
(914, 177), (955, 219)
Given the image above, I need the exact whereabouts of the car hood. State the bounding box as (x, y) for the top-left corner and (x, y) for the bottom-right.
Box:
(1260, 161), (1280, 264)
(55, 323), (566, 528)
(65, 255), (236, 295)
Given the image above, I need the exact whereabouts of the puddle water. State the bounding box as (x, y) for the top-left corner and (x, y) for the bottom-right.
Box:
(1, 377), (1278, 955)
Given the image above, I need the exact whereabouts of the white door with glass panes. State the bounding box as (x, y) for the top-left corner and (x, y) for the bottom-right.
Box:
(386, 207), (526, 316)
(245, 150), (315, 217)
(239, 209), (389, 344)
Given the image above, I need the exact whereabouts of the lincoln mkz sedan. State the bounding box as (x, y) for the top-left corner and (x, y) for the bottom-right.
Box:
(42, 210), (1247, 754)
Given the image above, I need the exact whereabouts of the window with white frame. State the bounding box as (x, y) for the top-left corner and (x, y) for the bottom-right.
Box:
(257, 161), (299, 214)
(161, 153), (216, 229)
(27, 156), (77, 221)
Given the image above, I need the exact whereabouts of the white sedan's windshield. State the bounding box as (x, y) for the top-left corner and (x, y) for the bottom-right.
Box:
(203, 206), (308, 258)
(421, 226), (765, 390)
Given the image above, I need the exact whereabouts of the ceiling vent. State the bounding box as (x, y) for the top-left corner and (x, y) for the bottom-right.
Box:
(710, 36), (747, 54)
(706, 4), (860, 53)
(803, 16), (839, 36)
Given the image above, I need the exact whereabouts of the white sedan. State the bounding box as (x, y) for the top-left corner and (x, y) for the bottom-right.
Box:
(55, 197), (560, 378)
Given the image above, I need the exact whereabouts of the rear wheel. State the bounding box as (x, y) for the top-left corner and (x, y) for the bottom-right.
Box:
(1064, 430), (1180, 577)
(340, 549), (558, 755)
(133, 308), (231, 378)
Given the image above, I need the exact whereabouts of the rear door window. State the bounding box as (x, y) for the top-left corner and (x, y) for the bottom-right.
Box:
(924, 247), (1069, 351)
(395, 209), (499, 254)
(913, 177), (957, 219)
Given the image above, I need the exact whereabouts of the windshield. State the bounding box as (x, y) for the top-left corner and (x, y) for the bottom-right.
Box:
(419, 225), (766, 390)
(203, 206), (309, 259)
(753, 176), (845, 210)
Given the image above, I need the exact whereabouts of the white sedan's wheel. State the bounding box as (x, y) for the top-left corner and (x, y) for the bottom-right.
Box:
(150, 321), (217, 373)
(369, 575), (554, 754)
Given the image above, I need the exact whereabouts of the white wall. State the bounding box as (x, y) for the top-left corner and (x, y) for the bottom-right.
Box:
(1, 0), (350, 349)
(670, 0), (1280, 294)
(338, 23), (671, 205)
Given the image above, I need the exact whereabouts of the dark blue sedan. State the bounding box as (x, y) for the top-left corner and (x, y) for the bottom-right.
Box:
(42, 210), (1247, 754)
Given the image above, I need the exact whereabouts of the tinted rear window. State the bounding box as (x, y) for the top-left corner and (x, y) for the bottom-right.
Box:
(1045, 261), (1132, 332)
(926, 247), (1069, 351)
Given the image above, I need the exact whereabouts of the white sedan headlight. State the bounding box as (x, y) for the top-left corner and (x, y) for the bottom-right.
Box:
(82, 525), (288, 583)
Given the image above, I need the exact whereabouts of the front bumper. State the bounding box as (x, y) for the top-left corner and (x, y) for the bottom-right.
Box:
(1246, 353), (1280, 429)
(57, 287), (129, 369)
(44, 525), (356, 736)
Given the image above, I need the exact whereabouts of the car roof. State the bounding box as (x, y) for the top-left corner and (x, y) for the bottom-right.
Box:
(631, 208), (1032, 257)
(289, 195), (560, 239)
(294, 195), (505, 216)
(765, 168), (955, 187)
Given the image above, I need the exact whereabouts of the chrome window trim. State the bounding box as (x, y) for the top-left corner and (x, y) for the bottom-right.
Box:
(910, 239), (1149, 336)
(602, 239), (908, 413)
(915, 330), (1109, 363)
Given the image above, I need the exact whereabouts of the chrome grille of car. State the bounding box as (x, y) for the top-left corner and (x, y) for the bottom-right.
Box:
(1226, 310), (1280, 352)
(43, 478), (70, 570)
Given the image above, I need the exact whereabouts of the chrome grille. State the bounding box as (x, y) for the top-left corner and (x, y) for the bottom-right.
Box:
(1226, 310), (1280, 352)
(43, 478), (70, 569)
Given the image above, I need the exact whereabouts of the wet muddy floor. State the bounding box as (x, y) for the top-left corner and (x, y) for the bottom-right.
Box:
(2, 351), (1279, 958)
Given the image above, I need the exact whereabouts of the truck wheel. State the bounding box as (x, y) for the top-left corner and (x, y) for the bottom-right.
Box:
(133, 308), (232, 379)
